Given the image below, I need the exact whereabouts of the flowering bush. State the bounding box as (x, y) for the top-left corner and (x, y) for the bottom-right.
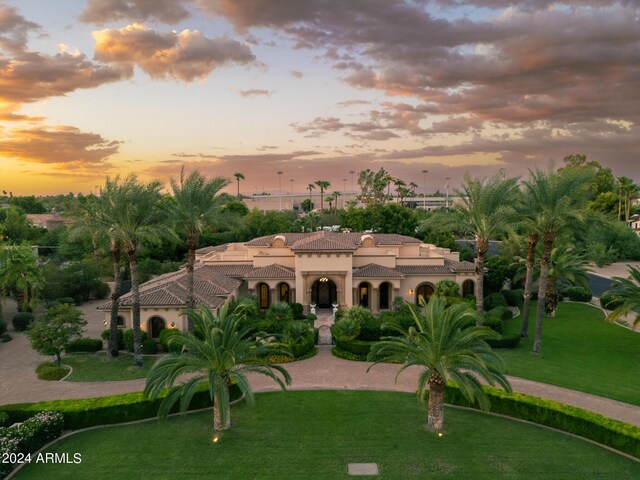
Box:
(0, 411), (64, 478)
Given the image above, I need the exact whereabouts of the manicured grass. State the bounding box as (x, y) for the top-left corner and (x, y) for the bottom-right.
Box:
(14, 391), (638, 479)
(62, 353), (158, 382)
(500, 302), (640, 405)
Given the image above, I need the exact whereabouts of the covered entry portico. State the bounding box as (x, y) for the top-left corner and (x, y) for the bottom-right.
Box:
(301, 271), (350, 312)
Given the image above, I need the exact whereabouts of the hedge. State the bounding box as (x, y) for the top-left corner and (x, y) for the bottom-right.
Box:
(483, 292), (507, 311)
(500, 289), (523, 307)
(487, 306), (514, 321)
(567, 287), (593, 302)
(0, 318), (6, 335)
(441, 384), (640, 459)
(600, 291), (625, 311)
(485, 333), (521, 349)
(0, 384), (243, 431)
(101, 329), (125, 351)
(335, 338), (376, 356)
(12, 312), (34, 332)
(65, 338), (103, 353)
(35, 362), (69, 381)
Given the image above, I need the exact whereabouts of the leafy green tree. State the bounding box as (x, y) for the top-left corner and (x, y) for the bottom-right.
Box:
(301, 198), (314, 212)
(314, 180), (331, 212)
(144, 304), (291, 431)
(523, 166), (594, 353)
(11, 196), (46, 214)
(0, 245), (44, 312)
(2, 207), (43, 244)
(561, 154), (614, 198)
(170, 167), (230, 333)
(604, 266), (640, 328)
(243, 209), (295, 238)
(368, 297), (511, 431)
(434, 171), (519, 318)
(27, 304), (86, 366)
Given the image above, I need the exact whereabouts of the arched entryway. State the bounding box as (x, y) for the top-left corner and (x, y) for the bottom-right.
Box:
(148, 316), (165, 339)
(379, 282), (391, 310)
(358, 282), (371, 308)
(277, 282), (290, 303)
(311, 277), (337, 308)
(258, 283), (270, 309)
(462, 279), (475, 297)
(415, 283), (435, 305)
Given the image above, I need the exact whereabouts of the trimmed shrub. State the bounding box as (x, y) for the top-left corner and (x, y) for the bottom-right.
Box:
(481, 315), (503, 334)
(600, 291), (625, 311)
(159, 328), (182, 353)
(124, 329), (148, 353)
(334, 338), (375, 356)
(288, 329), (316, 358)
(500, 289), (523, 307)
(0, 412), (8, 428)
(12, 312), (34, 332)
(332, 346), (368, 362)
(101, 328), (125, 351)
(359, 315), (383, 341)
(0, 411), (64, 478)
(266, 302), (294, 333)
(566, 286), (593, 302)
(65, 338), (103, 353)
(306, 313), (317, 323)
(442, 384), (640, 459)
(486, 333), (521, 349)
(290, 302), (304, 320)
(0, 334), (12, 343)
(91, 281), (110, 300)
(331, 318), (360, 341)
(0, 318), (6, 335)
(487, 306), (513, 321)
(483, 292), (507, 311)
(55, 297), (76, 306)
(35, 362), (69, 381)
(434, 279), (461, 298)
(0, 385), (242, 431)
(142, 338), (158, 355)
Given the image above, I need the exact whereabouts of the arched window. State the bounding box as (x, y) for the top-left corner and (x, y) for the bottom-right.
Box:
(148, 316), (166, 339)
(379, 282), (391, 310)
(359, 282), (371, 308)
(278, 283), (290, 303)
(117, 315), (125, 327)
(416, 283), (435, 305)
(258, 283), (270, 309)
(462, 279), (475, 297)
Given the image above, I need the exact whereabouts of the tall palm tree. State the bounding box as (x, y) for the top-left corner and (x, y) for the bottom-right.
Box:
(368, 296), (511, 431)
(0, 245), (43, 312)
(517, 191), (541, 338)
(170, 167), (230, 333)
(524, 167), (594, 353)
(109, 176), (171, 367)
(315, 180), (331, 212)
(307, 183), (315, 208)
(144, 304), (291, 431)
(332, 190), (341, 211)
(604, 266), (640, 328)
(233, 172), (245, 199)
(441, 172), (519, 318)
(325, 193), (335, 213)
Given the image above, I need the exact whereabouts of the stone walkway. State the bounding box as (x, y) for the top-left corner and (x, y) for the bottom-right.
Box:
(1, 299), (639, 426)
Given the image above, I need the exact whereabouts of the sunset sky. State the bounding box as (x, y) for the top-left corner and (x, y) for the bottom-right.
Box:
(1, 1), (639, 196)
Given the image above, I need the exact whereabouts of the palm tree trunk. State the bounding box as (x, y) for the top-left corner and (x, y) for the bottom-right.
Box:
(427, 376), (445, 431)
(520, 232), (539, 338)
(213, 385), (231, 431)
(320, 189), (324, 212)
(533, 235), (554, 353)
(545, 275), (557, 317)
(236, 179), (240, 199)
(475, 239), (489, 322)
(127, 249), (144, 367)
(108, 244), (122, 358)
(186, 239), (197, 334)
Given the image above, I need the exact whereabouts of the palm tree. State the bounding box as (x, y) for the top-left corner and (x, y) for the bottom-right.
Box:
(307, 183), (315, 208)
(144, 304), (291, 431)
(332, 190), (341, 211)
(109, 175), (171, 367)
(524, 167), (594, 353)
(368, 296), (511, 431)
(315, 180), (331, 212)
(170, 167), (230, 333)
(0, 245), (43, 312)
(517, 192), (541, 338)
(233, 172), (245, 199)
(604, 266), (640, 328)
(440, 171), (519, 318)
(325, 193), (335, 213)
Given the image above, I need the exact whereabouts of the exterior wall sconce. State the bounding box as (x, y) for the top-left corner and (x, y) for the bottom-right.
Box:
(103, 320), (108, 327)
(408, 289), (415, 295)
(170, 322), (176, 328)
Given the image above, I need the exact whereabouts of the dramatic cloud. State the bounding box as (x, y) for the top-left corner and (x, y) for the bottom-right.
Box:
(0, 126), (120, 167)
(80, 0), (191, 25)
(93, 24), (256, 82)
(0, 4), (40, 53)
(237, 88), (272, 97)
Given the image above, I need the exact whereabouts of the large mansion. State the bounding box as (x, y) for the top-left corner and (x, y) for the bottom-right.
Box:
(101, 232), (477, 338)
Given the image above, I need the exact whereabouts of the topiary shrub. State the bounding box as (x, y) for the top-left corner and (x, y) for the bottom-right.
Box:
(567, 286), (593, 302)
(0, 317), (6, 335)
(142, 338), (158, 354)
(483, 292), (507, 311)
(434, 279), (461, 298)
(486, 333), (521, 349)
(35, 362), (69, 381)
(159, 328), (182, 353)
(124, 329), (148, 353)
(600, 291), (624, 310)
(0, 333), (12, 343)
(500, 289), (523, 307)
(487, 306), (513, 321)
(331, 317), (361, 341)
(12, 312), (34, 332)
(65, 338), (103, 353)
(290, 302), (304, 320)
(481, 315), (503, 333)
(101, 328), (125, 351)
(358, 314), (383, 341)
(334, 338), (375, 356)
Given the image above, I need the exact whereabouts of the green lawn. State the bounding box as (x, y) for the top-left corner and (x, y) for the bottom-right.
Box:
(500, 302), (640, 405)
(14, 391), (637, 479)
(62, 353), (158, 382)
